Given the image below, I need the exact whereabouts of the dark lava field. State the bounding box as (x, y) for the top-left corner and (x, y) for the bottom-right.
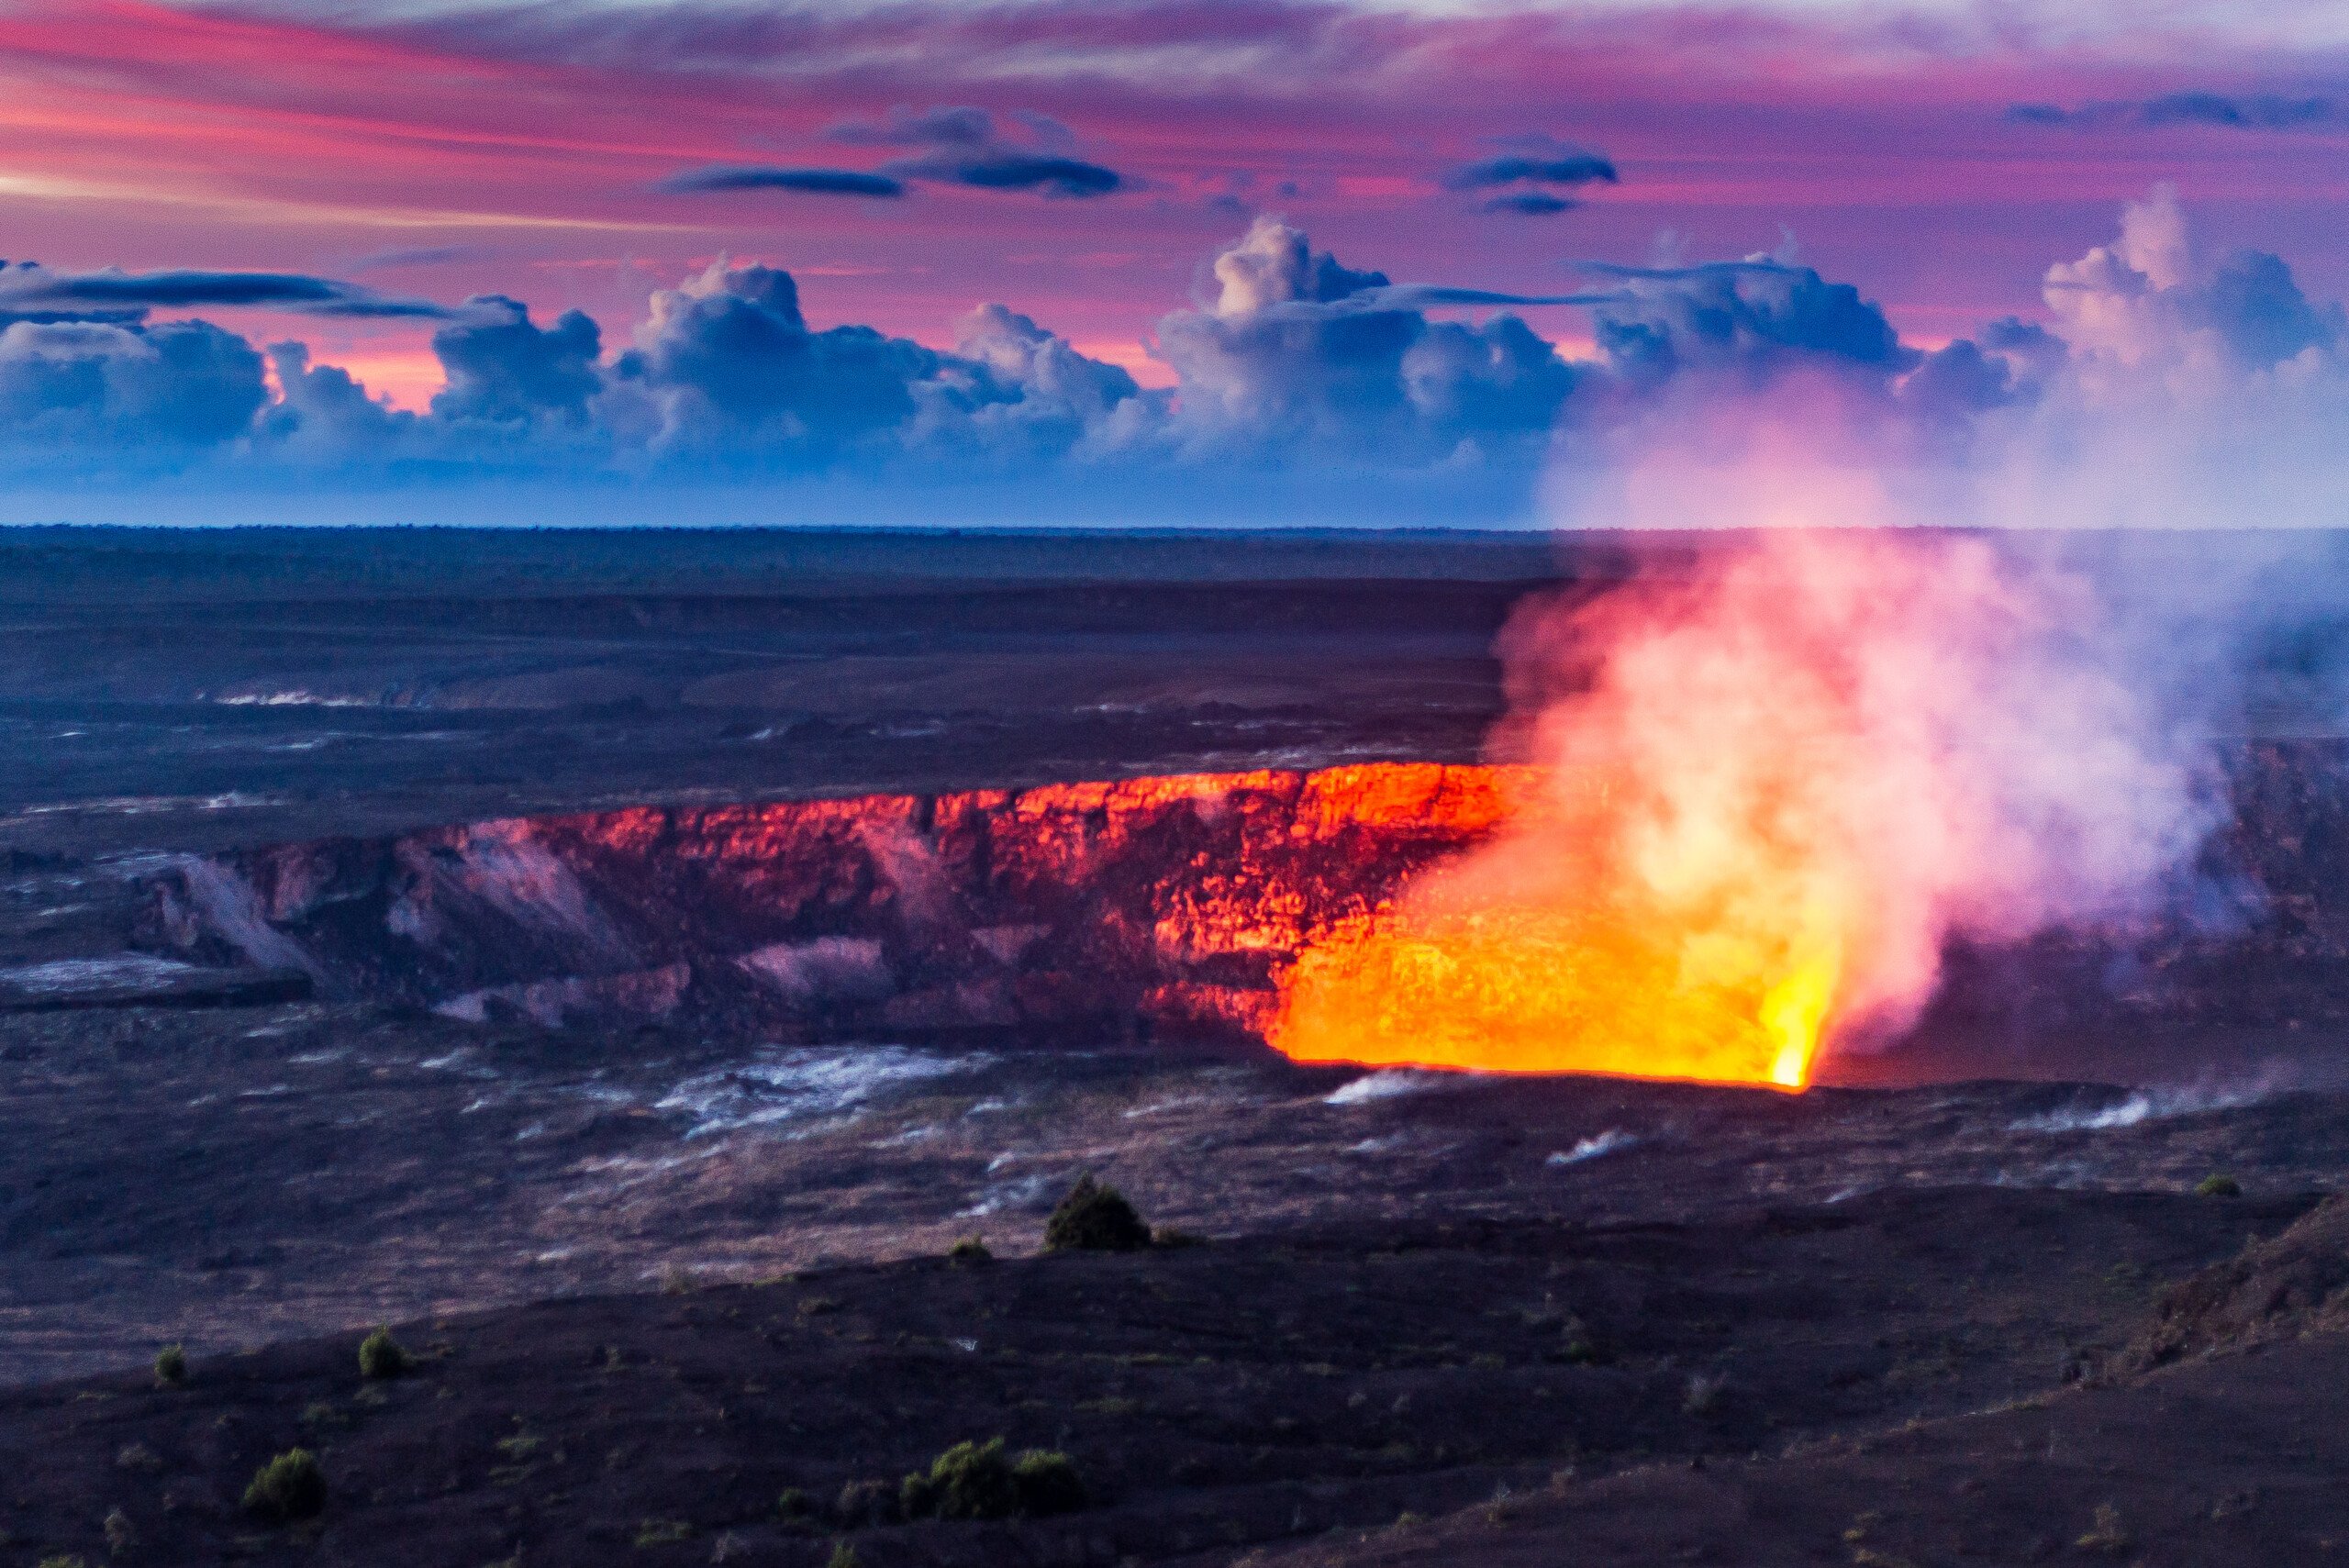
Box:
(8, 527), (2349, 1565)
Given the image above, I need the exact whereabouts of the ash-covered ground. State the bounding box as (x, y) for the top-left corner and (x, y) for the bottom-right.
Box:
(10, 527), (2349, 1565)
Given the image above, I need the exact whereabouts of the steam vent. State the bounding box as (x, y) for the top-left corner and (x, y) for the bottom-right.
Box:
(144, 763), (1519, 1051)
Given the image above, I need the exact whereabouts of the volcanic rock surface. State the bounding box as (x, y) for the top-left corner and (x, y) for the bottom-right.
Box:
(133, 763), (1514, 1045)
(85, 739), (2349, 1092)
(11, 528), (2349, 1565)
(0, 1184), (2321, 1568)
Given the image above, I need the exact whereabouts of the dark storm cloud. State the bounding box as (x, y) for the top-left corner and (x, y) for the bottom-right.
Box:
(0, 318), (269, 451)
(888, 150), (1124, 198)
(34, 208), (2305, 515)
(822, 106), (1129, 198)
(1445, 135), (1616, 217)
(1483, 192), (1578, 217)
(0, 262), (449, 319)
(0, 217), (1925, 484)
(1444, 139), (1619, 193)
(1579, 258), (1912, 383)
(659, 165), (907, 197)
(431, 295), (603, 425)
(1338, 284), (1618, 313)
(2008, 93), (2344, 130)
(1152, 217), (1582, 462)
(611, 261), (943, 442)
(2186, 250), (2342, 367)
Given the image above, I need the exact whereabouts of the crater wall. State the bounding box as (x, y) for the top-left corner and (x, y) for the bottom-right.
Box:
(140, 763), (1520, 1041)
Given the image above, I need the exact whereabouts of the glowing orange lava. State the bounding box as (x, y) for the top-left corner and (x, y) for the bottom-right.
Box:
(1268, 772), (1845, 1090)
(1263, 533), (1981, 1094)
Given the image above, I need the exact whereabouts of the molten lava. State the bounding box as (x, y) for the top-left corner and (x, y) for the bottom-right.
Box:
(1270, 530), (2201, 1092)
(182, 533), (2204, 1081)
(1268, 777), (1848, 1091)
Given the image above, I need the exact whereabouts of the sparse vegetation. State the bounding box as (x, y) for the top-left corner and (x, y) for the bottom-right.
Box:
(1682, 1373), (1726, 1416)
(36, 1555), (86, 1568)
(825, 1543), (861, 1568)
(1151, 1225), (1205, 1248)
(242, 1447), (327, 1522)
(357, 1326), (409, 1381)
(947, 1236), (992, 1263)
(103, 1507), (137, 1554)
(2196, 1173), (2243, 1198)
(151, 1344), (184, 1386)
(902, 1438), (1016, 1520)
(775, 1487), (811, 1520)
(899, 1437), (1085, 1520)
(301, 1401), (353, 1431)
(633, 1519), (693, 1546)
(833, 1478), (897, 1527)
(2076, 1502), (2131, 1552)
(1011, 1448), (1085, 1516)
(1043, 1173), (1151, 1252)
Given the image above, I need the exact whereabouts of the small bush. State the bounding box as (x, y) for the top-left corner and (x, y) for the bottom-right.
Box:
(1151, 1226), (1205, 1249)
(633, 1519), (692, 1546)
(903, 1438), (1015, 1521)
(243, 1448), (327, 1522)
(826, 1543), (861, 1568)
(1043, 1174), (1150, 1253)
(357, 1326), (409, 1381)
(36, 1555), (86, 1568)
(776, 1487), (812, 1520)
(2076, 1502), (2131, 1553)
(103, 1507), (138, 1553)
(152, 1344), (185, 1386)
(2196, 1173), (2243, 1198)
(947, 1236), (992, 1263)
(833, 1478), (897, 1527)
(1011, 1448), (1086, 1517)
(901, 1438), (1086, 1520)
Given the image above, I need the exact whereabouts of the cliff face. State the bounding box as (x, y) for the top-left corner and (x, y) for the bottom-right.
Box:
(143, 763), (1520, 1041)
(138, 743), (2349, 1051)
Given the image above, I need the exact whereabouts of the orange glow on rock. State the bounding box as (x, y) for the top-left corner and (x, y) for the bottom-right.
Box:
(1267, 769), (1844, 1091)
(1267, 530), (2202, 1094)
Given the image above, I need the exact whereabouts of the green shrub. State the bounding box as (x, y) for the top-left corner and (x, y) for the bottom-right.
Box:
(633, 1519), (692, 1546)
(826, 1543), (861, 1568)
(152, 1343), (185, 1386)
(776, 1487), (812, 1520)
(1043, 1174), (1150, 1253)
(903, 1438), (1014, 1521)
(900, 1437), (1086, 1520)
(833, 1478), (897, 1527)
(1011, 1448), (1086, 1516)
(243, 1447), (327, 1522)
(2196, 1173), (2243, 1198)
(947, 1236), (992, 1263)
(357, 1326), (409, 1381)
(37, 1555), (86, 1568)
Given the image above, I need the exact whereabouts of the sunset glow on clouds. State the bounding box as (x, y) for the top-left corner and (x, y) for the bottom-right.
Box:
(3, 0), (2349, 521)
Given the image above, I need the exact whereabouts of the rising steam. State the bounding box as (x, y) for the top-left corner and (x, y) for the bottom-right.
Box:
(1272, 529), (2220, 1086)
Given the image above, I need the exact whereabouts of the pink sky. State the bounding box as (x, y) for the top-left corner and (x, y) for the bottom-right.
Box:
(5, 0), (2348, 408)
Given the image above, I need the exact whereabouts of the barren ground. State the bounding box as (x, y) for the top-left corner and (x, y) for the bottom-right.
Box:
(6, 528), (2349, 1565)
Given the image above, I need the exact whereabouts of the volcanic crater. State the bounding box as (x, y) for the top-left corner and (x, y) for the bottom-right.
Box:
(9, 530), (2349, 1566)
